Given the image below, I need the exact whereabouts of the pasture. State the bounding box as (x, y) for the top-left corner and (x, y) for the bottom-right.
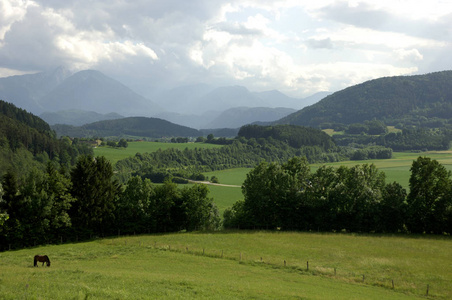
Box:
(2, 231), (450, 299)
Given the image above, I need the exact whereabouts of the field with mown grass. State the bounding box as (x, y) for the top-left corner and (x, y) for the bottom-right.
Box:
(2, 231), (450, 299)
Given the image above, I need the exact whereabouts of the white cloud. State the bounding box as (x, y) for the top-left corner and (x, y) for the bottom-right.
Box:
(0, 0), (35, 41)
(394, 48), (423, 63)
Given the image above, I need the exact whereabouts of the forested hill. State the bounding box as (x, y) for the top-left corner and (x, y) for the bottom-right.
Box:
(238, 124), (335, 150)
(0, 100), (51, 133)
(53, 117), (201, 138)
(0, 100), (55, 153)
(0, 99), (93, 172)
(278, 70), (452, 126)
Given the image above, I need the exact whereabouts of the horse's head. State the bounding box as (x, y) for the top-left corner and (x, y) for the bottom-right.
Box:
(47, 260), (51, 266)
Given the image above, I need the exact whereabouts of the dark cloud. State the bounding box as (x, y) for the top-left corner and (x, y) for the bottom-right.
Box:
(305, 37), (334, 49)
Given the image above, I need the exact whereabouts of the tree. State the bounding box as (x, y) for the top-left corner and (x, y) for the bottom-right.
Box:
(241, 157), (311, 230)
(70, 155), (120, 236)
(407, 157), (452, 233)
(118, 138), (128, 148)
(116, 176), (153, 234)
(180, 184), (220, 231)
(378, 182), (407, 232)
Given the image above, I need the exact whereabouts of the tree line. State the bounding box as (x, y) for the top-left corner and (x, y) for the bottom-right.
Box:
(224, 156), (452, 234)
(0, 155), (220, 250)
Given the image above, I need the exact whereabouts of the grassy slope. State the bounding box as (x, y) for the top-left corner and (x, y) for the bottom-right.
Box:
(2, 232), (449, 299)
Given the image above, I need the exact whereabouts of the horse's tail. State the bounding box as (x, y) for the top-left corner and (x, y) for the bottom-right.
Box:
(33, 256), (37, 267)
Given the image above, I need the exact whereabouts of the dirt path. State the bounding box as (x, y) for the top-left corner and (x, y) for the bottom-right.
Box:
(187, 180), (241, 188)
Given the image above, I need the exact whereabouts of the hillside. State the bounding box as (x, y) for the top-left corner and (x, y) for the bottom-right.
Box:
(0, 99), (92, 173)
(279, 71), (452, 127)
(53, 116), (201, 138)
(1, 232), (444, 299)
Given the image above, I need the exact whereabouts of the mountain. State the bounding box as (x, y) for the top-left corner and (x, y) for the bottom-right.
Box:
(40, 70), (163, 116)
(52, 117), (201, 138)
(40, 110), (124, 126)
(153, 85), (326, 116)
(154, 111), (221, 129)
(278, 71), (452, 127)
(0, 67), (71, 114)
(204, 107), (296, 129)
(252, 90), (329, 109)
(152, 84), (215, 114)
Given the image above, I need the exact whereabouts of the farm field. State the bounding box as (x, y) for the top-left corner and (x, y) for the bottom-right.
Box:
(2, 231), (449, 299)
(94, 141), (223, 164)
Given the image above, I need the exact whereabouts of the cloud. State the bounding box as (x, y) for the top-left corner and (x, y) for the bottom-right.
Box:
(0, 0), (451, 98)
(394, 48), (423, 63)
(305, 38), (334, 49)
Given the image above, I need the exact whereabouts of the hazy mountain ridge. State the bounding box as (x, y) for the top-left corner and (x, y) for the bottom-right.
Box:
(0, 67), (71, 113)
(204, 107), (297, 129)
(40, 110), (124, 126)
(40, 70), (164, 116)
(1, 68), (325, 129)
(279, 71), (452, 127)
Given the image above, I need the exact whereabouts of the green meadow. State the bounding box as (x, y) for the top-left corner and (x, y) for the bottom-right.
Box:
(1, 232), (450, 299)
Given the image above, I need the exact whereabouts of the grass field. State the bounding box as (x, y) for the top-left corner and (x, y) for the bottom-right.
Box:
(94, 141), (223, 165)
(2, 231), (450, 299)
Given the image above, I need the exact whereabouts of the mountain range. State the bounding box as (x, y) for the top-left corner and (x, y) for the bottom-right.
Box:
(0, 68), (328, 129)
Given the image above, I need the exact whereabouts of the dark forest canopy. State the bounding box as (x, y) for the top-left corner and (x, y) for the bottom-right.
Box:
(53, 116), (201, 138)
(238, 124), (336, 150)
(279, 71), (452, 127)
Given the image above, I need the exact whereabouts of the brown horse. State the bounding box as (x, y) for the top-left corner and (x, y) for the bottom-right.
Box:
(34, 255), (50, 267)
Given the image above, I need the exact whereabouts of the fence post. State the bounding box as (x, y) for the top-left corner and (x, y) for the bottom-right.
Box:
(334, 268), (336, 276)
(306, 261), (309, 271)
(426, 284), (429, 296)
(284, 260), (286, 267)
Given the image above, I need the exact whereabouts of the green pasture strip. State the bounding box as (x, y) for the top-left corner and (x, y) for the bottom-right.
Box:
(94, 141), (223, 164)
(202, 184), (244, 215)
(203, 168), (251, 186)
(0, 233), (437, 299)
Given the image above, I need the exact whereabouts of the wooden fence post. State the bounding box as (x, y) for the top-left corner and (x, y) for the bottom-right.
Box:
(426, 284), (429, 296)
(306, 261), (309, 271)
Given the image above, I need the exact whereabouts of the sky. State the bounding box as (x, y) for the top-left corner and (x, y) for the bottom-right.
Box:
(0, 0), (451, 98)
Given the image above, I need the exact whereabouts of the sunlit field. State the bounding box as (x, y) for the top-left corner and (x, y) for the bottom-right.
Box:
(2, 231), (449, 299)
